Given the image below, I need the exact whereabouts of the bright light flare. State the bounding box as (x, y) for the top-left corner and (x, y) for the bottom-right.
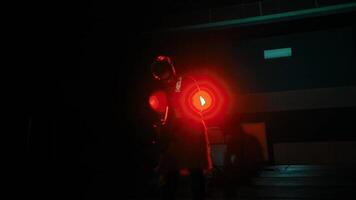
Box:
(179, 73), (230, 125)
(200, 96), (205, 106)
(192, 90), (212, 111)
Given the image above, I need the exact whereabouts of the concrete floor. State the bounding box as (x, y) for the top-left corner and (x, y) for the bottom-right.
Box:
(157, 165), (356, 200)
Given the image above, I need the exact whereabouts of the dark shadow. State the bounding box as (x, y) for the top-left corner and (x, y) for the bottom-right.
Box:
(222, 120), (264, 198)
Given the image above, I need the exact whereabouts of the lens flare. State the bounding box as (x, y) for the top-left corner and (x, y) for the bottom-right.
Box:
(179, 74), (230, 125)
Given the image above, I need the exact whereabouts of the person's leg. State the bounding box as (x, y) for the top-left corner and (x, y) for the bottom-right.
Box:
(190, 168), (206, 200)
(160, 170), (179, 200)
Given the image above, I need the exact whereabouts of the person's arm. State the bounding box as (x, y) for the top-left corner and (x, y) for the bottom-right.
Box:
(154, 105), (173, 154)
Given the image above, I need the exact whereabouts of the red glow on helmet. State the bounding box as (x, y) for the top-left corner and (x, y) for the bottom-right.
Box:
(156, 55), (166, 61)
(148, 90), (167, 113)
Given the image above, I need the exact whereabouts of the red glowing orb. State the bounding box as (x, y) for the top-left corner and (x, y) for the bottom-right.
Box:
(179, 74), (230, 124)
(149, 95), (159, 110)
(148, 90), (167, 113)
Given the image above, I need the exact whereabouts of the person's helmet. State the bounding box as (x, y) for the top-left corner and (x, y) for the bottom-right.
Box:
(151, 55), (176, 81)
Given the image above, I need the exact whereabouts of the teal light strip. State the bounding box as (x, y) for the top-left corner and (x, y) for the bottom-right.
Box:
(167, 3), (356, 31)
(264, 48), (292, 59)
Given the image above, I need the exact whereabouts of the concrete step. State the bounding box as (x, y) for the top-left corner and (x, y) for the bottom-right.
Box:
(259, 165), (356, 177)
(251, 177), (356, 186)
(235, 186), (356, 199)
(154, 165), (356, 199)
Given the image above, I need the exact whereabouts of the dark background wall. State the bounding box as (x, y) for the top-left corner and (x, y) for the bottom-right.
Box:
(149, 16), (356, 93)
(146, 7), (356, 164)
(224, 28), (356, 93)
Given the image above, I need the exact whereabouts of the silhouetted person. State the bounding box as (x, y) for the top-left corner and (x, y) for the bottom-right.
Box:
(149, 55), (212, 200)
